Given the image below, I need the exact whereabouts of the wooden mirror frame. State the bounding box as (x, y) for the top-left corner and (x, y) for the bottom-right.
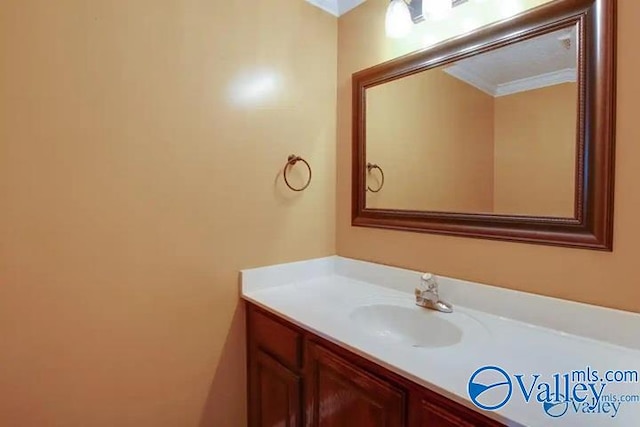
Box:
(352, 0), (616, 251)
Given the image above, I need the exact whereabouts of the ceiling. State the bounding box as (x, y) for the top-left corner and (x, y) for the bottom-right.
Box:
(305, 0), (367, 17)
(444, 26), (578, 97)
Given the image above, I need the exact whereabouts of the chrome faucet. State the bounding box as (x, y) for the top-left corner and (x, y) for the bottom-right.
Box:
(415, 273), (453, 313)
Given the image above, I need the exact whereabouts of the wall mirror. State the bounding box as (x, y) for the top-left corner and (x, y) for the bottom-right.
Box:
(352, 0), (616, 250)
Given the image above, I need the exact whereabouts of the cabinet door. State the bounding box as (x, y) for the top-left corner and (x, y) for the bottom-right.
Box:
(413, 399), (475, 427)
(250, 350), (302, 427)
(305, 342), (405, 427)
(411, 395), (505, 427)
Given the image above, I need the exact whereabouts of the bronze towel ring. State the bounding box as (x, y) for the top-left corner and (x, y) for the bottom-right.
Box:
(366, 163), (385, 193)
(284, 154), (312, 192)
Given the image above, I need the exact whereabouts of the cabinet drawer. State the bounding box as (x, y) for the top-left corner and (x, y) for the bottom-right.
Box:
(248, 306), (302, 370)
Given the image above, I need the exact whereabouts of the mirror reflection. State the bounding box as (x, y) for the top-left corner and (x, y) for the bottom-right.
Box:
(366, 26), (578, 218)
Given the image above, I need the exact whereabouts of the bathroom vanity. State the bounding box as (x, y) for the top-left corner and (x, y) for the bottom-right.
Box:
(242, 257), (640, 427)
(246, 301), (503, 426)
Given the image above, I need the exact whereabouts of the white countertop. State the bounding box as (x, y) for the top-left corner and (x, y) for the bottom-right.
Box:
(241, 256), (640, 427)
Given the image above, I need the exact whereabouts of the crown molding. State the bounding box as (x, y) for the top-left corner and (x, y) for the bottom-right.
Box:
(306, 0), (339, 17)
(306, 0), (366, 17)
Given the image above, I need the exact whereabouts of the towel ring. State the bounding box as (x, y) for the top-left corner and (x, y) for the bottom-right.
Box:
(366, 163), (385, 193)
(284, 154), (312, 192)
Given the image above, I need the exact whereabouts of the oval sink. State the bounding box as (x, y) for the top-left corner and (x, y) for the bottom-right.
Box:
(349, 304), (463, 348)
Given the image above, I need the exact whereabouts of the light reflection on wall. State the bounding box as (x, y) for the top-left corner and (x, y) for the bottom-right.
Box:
(227, 69), (282, 107)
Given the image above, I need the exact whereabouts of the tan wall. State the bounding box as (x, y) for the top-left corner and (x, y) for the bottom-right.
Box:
(366, 69), (495, 213)
(0, 1), (336, 426)
(494, 83), (577, 217)
(337, 0), (640, 313)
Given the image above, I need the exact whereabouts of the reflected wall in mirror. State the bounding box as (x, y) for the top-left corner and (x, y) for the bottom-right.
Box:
(352, 0), (616, 250)
(366, 26), (578, 218)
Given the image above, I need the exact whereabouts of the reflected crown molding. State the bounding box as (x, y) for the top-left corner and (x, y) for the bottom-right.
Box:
(444, 65), (577, 97)
(496, 68), (576, 96)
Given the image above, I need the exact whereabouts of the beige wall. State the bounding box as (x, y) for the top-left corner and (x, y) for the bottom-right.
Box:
(494, 83), (577, 217)
(366, 69), (495, 213)
(337, 0), (640, 313)
(0, 1), (336, 426)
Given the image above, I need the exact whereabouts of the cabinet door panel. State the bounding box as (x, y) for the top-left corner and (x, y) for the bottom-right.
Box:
(411, 395), (505, 427)
(251, 350), (302, 427)
(306, 343), (405, 427)
(415, 400), (475, 427)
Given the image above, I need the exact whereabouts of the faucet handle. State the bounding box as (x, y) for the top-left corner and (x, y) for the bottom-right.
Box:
(421, 273), (438, 290)
(417, 273), (453, 313)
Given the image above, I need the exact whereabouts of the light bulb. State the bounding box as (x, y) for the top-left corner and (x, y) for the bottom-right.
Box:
(423, 0), (453, 21)
(499, 1), (521, 18)
(385, 0), (413, 39)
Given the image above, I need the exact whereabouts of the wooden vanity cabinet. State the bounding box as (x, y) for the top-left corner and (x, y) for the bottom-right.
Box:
(246, 303), (505, 427)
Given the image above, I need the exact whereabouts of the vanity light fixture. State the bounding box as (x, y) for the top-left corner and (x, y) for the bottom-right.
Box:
(385, 0), (414, 38)
(423, 0), (453, 20)
(385, 0), (470, 38)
